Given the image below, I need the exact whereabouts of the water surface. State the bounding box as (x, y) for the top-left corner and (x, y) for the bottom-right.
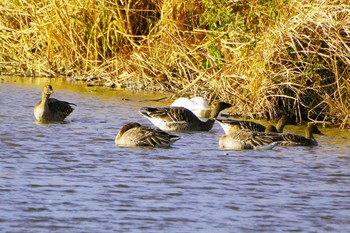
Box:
(1, 77), (350, 232)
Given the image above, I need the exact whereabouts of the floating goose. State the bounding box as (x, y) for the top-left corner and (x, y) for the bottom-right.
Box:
(115, 122), (180, 147)
(219, 125), (281, 150)
(139, 102), (232, 132)
(216, 115), (293, 134)
(274, 124), (324, 146)
(170, 96), (211, 119)
(219, 124), (323, 150)
(34, 85), (75, 122)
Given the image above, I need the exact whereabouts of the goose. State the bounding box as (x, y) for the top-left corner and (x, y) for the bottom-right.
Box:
(219, 124), (323, 150)
(139, 102), (232, 132)
(34, 85), (75, 122)
(219, 125), (281, 150)
(170, 96), (211, 119)
(274, 124), (324, 146)
(115, 122), (180, 147)
(216, 115), (293, 134)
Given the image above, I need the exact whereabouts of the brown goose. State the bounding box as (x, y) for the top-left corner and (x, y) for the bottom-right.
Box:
(219, 124), (323, 150)
(274, 124), (324, 146)
(34, 85), (75, 122)
(139, 102), (232, 131)
(115, 122), (180, 147)
(216, 115), (293, 134)
(219, 125), (280, 150)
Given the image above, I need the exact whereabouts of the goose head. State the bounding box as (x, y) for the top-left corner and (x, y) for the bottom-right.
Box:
(44, 85), (54, 95)
(118, 122), (141, 136)
(210, 102), (232, 119)
(306, 124), (324, 137)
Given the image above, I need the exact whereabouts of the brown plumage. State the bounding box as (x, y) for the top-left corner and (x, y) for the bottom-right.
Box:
(219, 124), (323, 150)
(115, 122), (180, 147)
(216, 115), (295, 134)
(219, 125), (280, 150)
(274, 124), (324, 146)
(34, 85), (75, 122)
(139, 102), (232, 132)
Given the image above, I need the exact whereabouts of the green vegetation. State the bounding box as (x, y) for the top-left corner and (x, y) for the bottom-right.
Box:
(0, 0), (349, 128)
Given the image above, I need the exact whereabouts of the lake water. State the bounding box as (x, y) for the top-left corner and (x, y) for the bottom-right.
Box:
(1, 77), (350, 232)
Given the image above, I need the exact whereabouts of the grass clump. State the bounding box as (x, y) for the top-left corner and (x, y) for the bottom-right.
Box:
(267, 1), (350, 127)
(0, 0), (349, 128)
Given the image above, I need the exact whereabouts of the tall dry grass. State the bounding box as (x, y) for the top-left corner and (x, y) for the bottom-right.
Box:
(267, 1), (350, 127)
(0, 0), (349, 127)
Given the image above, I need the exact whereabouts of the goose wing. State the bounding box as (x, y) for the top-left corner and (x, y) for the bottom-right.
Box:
(48, 98), (75, 118)
(140, 107), (200, 123)
(127, 126), (179, 147)
(237, 120), (266, 132)
(221, 130), (277, 149)
(240, 131), (278, 147)
(276, 133), (314, 146)
(255, 130), (318, 146)
(227, 131), (280, 150)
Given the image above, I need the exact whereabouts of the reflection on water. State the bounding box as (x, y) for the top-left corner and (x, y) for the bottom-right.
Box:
(1, 77), (350, 232)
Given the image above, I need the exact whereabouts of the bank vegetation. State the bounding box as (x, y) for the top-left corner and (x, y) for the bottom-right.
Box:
(0, 0), (349, 128)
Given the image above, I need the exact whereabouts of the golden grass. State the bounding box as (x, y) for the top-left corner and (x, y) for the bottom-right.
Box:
(0, 0), (349, 127)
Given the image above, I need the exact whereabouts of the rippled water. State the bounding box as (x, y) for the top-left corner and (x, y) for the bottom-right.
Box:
(1, 77), (350, 232)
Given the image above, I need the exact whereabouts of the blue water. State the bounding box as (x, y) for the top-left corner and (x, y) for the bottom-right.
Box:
(1, 78), (350, 232)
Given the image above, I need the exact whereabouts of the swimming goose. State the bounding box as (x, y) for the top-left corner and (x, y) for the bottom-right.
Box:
(171, 97), (211, 119)
(34, 85), (75, 122)
(219, 125), (281, 150)
(273, 124), (324, 146)
(219, 124), (323, 149)
(115, 122), (180, 147)
(216, 115), (292, 134)
(139, 102), (232, 132)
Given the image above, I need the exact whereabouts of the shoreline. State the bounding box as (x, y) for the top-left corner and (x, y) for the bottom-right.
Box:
(1, 1), (349, 127)
(1, 75), (346, 129)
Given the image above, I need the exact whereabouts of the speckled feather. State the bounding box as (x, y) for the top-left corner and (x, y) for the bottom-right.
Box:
(115, 122), (180, 147)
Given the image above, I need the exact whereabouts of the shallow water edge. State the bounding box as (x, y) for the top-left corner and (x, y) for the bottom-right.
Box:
(1, 76), (350, 233)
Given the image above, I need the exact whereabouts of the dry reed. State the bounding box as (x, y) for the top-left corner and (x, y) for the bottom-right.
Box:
(0, 0), (349, 127)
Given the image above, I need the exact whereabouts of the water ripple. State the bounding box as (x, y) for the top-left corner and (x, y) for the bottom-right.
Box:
(1, 80), (350, 232)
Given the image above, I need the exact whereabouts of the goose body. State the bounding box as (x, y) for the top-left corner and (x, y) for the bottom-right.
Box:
(139, 102), (232, 132)
(216, 115), (292, 134)
(171, 97), (211, 119)
(34, 85), (75, 122)
(219, 126), (280, 150)
(219, 124), (323, 150)
(274, 124), (323, 146)
(115, 122), (180, 147)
